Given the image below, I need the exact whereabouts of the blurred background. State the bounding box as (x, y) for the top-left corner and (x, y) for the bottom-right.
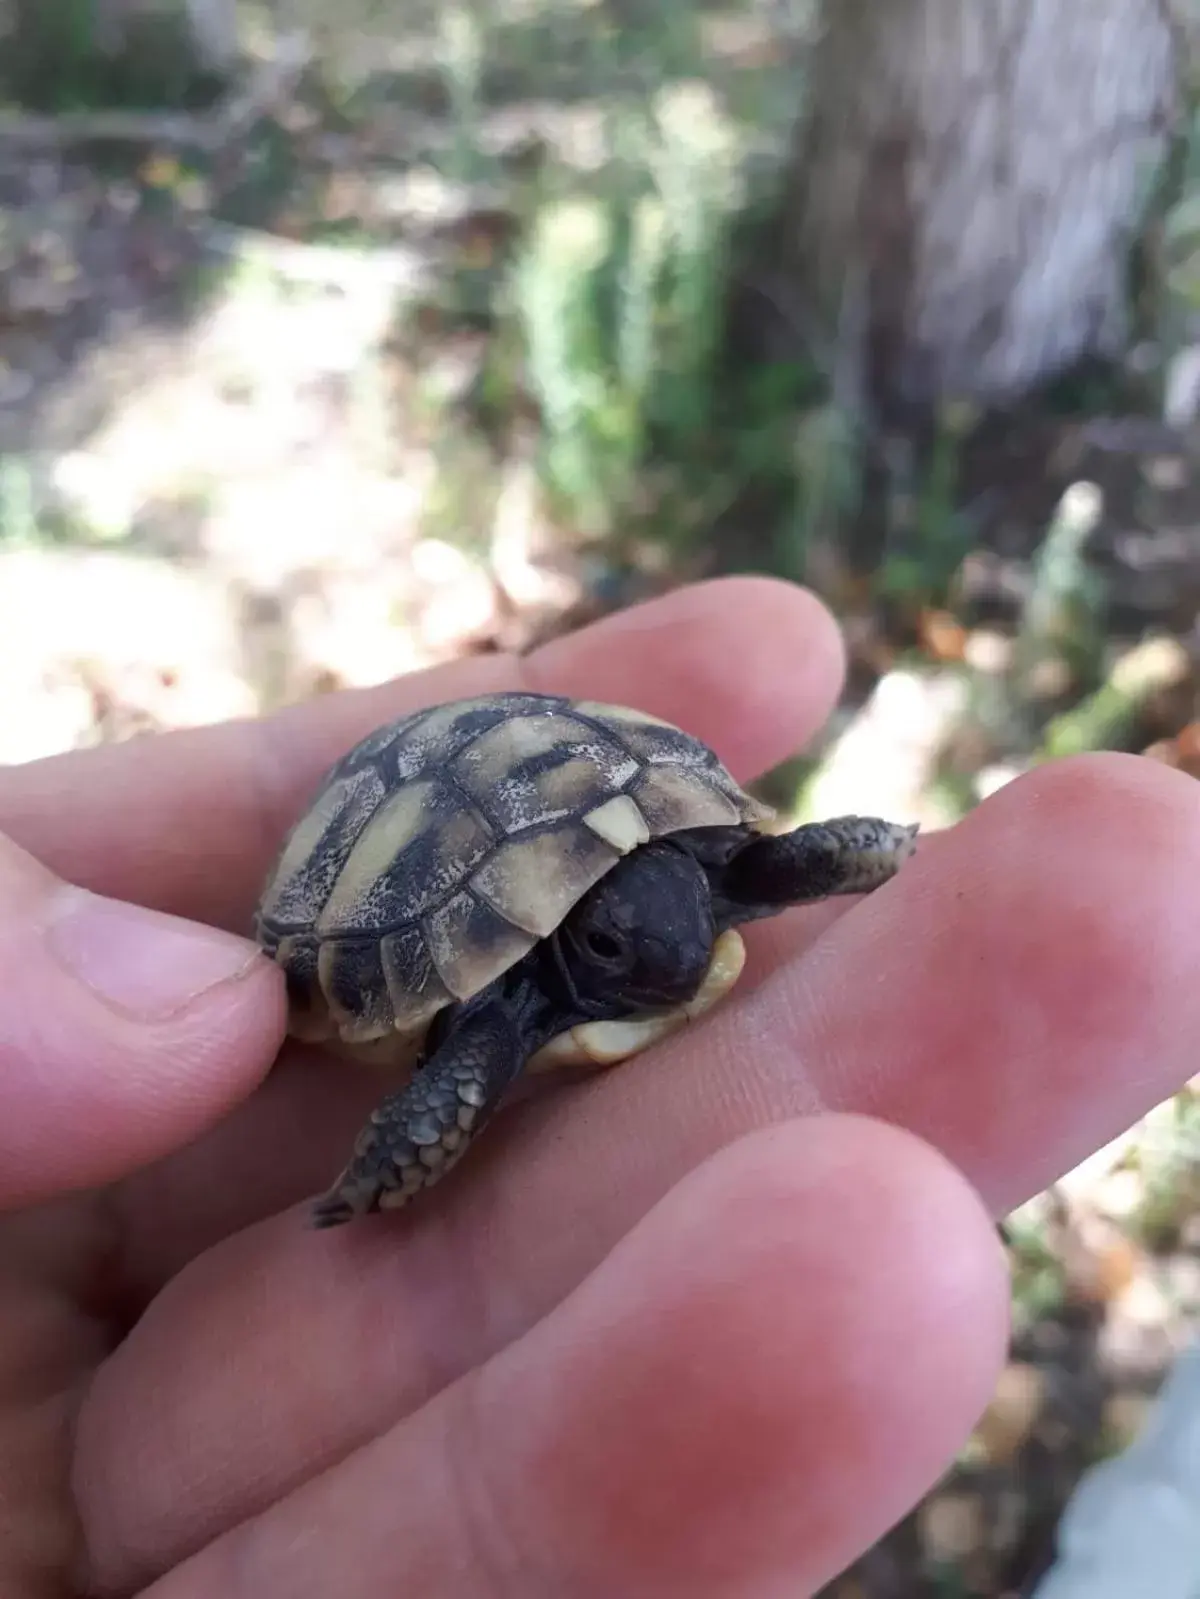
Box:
(4, 1), (1200, 1592)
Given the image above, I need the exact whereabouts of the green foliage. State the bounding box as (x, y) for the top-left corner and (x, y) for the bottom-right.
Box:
(1019, 483), (1107, 674)
(0, 456), (40, 548)
(877, 400), (978, 607)
(1127, 1088), (1200, 1253)
(439, 6), (487, 187)
(514, 193), (642, 536)
(783, 397), (862, 574)
(1005, 1211), (1069, 1327)
(1159, 104), (1200, 312)
(507, 81), (816, 548)
(3, 0), (224, 112)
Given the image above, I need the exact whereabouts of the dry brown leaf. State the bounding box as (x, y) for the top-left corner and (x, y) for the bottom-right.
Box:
(971, 1362), (1047, 1466)
(1142, 721), (1200, 779)
(919, 607), (968, 662)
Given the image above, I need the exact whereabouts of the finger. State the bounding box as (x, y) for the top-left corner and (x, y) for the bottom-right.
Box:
(91, 751), (1200, 1553)
(0, 836), (285, 1208)
(476, 751), (1200, 1221)
(98, 573), (847, 1273)
(107, 742), (1162, 1294)
(0, 577), (844, 935)
(82, 1116), (1007, 1598)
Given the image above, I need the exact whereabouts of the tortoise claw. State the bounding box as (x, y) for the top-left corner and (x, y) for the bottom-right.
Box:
(310, 1191), (358, 1229)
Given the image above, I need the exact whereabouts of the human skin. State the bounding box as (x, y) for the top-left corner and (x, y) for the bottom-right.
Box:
(0, 576), (1197, 1598)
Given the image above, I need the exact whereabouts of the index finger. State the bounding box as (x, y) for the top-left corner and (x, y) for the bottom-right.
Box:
(0, 578), (844, 935)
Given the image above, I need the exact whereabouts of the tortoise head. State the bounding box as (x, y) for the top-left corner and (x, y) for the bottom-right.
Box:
(528, 842), (745, 1077)
(553, 841), (716, 1012)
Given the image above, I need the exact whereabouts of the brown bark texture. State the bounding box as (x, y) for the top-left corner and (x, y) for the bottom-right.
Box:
(786, 0), (1183, 413)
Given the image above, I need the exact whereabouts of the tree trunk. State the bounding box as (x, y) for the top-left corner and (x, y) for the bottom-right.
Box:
(784, 0), (1183, 416)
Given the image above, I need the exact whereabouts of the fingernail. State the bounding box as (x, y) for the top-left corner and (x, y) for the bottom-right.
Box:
(48, 890), (262, 1020)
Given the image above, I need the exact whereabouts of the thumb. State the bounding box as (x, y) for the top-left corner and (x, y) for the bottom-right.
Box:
(0, 832), (286, 1209)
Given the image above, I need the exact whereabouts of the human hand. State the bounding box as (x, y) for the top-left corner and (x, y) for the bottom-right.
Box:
(2, 577), (1196, 1599)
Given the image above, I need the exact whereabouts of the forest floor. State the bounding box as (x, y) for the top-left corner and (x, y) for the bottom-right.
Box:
(5, 6), (1200, 1595)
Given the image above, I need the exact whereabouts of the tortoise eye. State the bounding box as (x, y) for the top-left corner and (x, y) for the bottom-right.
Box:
(585, 930), (623, 961)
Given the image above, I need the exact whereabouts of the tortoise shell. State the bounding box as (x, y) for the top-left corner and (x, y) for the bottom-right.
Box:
(255, 691), (772, 1065)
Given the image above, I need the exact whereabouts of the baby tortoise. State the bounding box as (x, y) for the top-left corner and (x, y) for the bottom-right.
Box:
(254, 691), (918, 1227)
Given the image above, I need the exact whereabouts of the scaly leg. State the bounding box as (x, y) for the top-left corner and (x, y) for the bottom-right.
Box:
(311, 996), (528, 1228)
(717, 815), (919, 925)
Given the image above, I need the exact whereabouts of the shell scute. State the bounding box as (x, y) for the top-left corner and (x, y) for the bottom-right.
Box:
(316, 776), (494, 936)
(318, 936), (395, 1043)
(258, 764), (388, 931)
(630, 763), (748, 833)
(453, 713), (635, 816)
(380, 926), (455, 1036)
(596, 714), (719, 768)
(470, 823), (620, 938)
(424, 890), (539, 1000)
(385, 696), (527, 783)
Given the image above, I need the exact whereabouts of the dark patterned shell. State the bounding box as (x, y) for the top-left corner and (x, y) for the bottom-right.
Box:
(255, 692), (772, 1059)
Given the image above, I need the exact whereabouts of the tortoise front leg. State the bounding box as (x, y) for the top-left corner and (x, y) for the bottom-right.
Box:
(715, 816), (919, 927)
(311, 996), (529, 1228)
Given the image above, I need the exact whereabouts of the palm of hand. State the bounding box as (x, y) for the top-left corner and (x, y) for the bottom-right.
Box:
(2, 578), (1196, 1599)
